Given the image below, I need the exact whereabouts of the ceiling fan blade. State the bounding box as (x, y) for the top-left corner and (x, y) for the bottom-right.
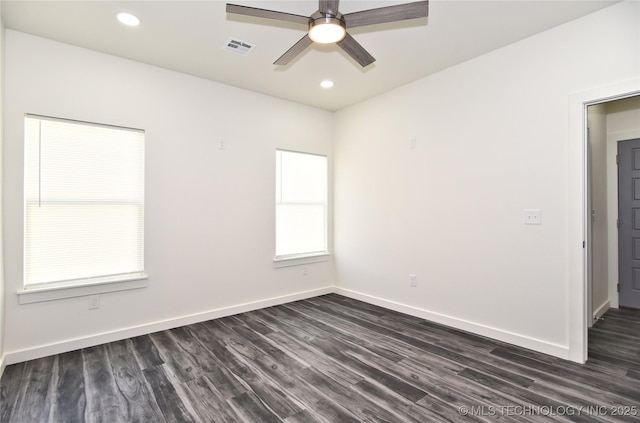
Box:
(274, 35), (314, 65)
(226, 4), (310, 26)
(319, 0), (340, 16)
(343, 1), (428, 29)
(336, 33), (375, 67)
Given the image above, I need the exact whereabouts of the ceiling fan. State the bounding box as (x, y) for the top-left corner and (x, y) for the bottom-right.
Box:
(226, 0), (429, 67)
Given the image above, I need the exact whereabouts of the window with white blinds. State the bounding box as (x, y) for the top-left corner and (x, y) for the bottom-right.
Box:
(24, 115), (145, 288)
(275, 150), (327, 258)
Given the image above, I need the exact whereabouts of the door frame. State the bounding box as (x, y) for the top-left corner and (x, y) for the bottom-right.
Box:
(568, 77), (640, 363)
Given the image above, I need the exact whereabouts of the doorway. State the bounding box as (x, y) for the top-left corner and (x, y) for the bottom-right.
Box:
(586, 96), (640, 323)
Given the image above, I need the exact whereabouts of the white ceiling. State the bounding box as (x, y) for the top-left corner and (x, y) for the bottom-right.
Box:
(2, 0), (620, 111)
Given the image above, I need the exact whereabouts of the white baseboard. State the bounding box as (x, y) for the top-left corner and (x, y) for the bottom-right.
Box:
(0, 354), (6, 379)
(593, 300), (610, 322)
(5, 286), (334, 365)
(335, 287), (571, 360)
(5, 285), (574, 365)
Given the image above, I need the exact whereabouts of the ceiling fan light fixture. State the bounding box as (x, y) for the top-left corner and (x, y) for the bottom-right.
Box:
(308, 17), (346, 44)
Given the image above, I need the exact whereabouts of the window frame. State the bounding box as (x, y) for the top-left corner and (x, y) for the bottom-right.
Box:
(274, 149), (330, 266)
(19, 114), (148, 303)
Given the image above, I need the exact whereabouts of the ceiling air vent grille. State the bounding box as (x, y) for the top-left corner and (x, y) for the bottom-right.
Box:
(223, 38), (255, 56)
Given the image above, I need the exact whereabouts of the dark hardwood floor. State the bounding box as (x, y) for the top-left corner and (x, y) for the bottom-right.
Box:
(1, 294), (639, 422)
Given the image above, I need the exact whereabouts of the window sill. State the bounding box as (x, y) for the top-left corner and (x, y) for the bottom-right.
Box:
(17, 274), (149, 304)
(273, 252), (330, 268)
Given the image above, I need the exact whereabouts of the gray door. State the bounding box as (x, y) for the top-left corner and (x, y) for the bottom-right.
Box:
(618, 138), (640, 309)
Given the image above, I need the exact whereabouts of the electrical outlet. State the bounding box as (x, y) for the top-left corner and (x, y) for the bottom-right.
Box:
(218, 138), (227, 150)
(303, 265), (308, 276)
(409, 136), (417, 149)
(88, 295), (100, 310)
(409, 275), (417, 287)
(524, 209), (541, 225)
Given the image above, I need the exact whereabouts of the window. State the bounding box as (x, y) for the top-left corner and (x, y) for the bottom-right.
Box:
(275, 150), (328, 259)
(24, 115), (145, 289)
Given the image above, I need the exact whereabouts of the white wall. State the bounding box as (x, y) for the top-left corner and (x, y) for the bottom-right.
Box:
(3, 30), (334, 362)
(334, 1), (639, 359)
(587, 104), (609, 320)
(608, 97), (640, 135)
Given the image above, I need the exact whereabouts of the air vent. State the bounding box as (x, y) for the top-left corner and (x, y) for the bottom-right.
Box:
(223, 38), (255, 56)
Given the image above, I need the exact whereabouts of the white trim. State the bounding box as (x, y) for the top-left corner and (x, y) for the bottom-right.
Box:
(0, 354), (5, 379)
(273, 252), (330, 268)
(17, 275), (148, 304)
(335, 287), (570, 359)
(593, 300), (610, 322)
(4, 286), (334, 365)
(606, 133), (621, 309)
(568, 77), (640, 364)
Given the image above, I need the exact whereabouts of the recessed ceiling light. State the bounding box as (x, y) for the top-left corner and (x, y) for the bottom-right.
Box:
(117, 12), (140, 27)
(320, 80), (335, 88)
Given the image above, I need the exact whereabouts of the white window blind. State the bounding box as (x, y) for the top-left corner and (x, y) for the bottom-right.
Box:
(276, 150), (327, 258)
(24, 115), (145, 288)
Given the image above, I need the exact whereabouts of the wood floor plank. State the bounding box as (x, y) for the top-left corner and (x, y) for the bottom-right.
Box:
(307, 334), (427, 402)
(208, 321), (367, 423)
(252, 309), (366, 385)
(357, 377), (449, 423)
(106, 340), (165, 422)
(286, 387), (363, 423)
(294, 300), (421, 361)
(130, 334), (164, 369)
(7, 357), (55, 423)
(182, 376), (241, 423)
(227, 391), (282, 423)
(206, 319), (305, 419)
(170, 325), (247, 400)
(400, 358), (537, 423)
(313, 295), (497, 355)
(296, 366), (403, 423)
(142, 364), (195, 423)
(346, 347), (529, 422)
(178, 324), (249, 400)
(308, 297), (538, 389)
(265, 329), (364, 385)
(269, 304), (429, 402)
(491, 346), (640, 406)
(50, 349), (86, 423)
(0, 362), (26, 423)
(82, 345), (128, 423)
(149, 331), (199, 383)
(192, 320), (304, 420)
(283, 408), (327, 423)
(221, 317), (309, 372)
(456, 368), (595, 423)
(224, 313), (275, 336)
(218, 319), (382, 423)
(292, 301), (410, 362)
